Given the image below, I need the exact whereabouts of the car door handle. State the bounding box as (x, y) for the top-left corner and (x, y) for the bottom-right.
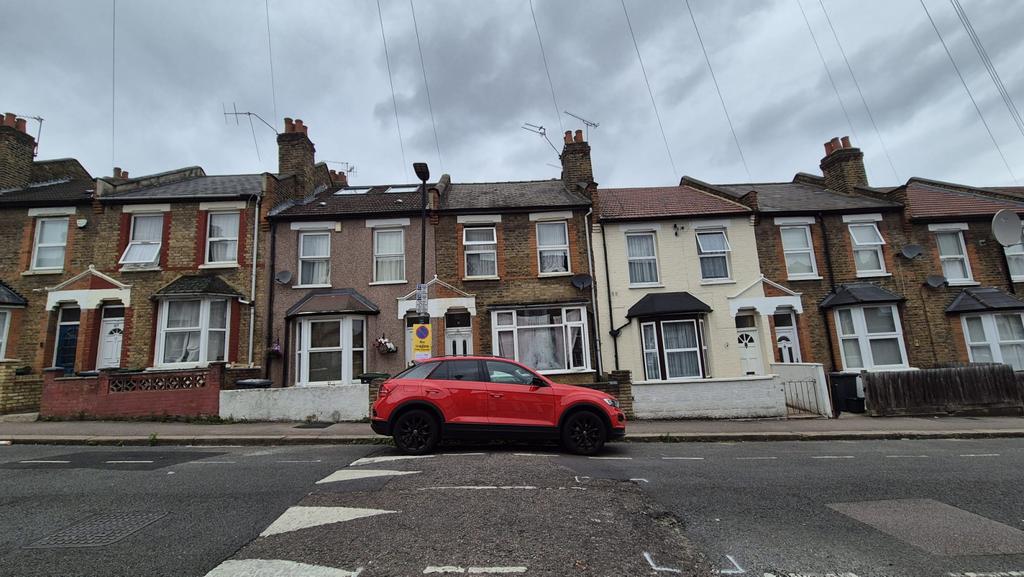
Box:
(426, 388), (442, 394)
(490, 393), (504, 399)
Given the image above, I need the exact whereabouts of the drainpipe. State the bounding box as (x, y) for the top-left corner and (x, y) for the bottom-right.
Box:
(583, 208), (603, 377)
(247, 194), (261, 367)
(600, 222), (622, 370)
(817, 212), (839, 372)
(264, 219), (277, 380)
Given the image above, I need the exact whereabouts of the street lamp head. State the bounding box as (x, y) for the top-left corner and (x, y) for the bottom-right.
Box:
(413, 162), (430, 182)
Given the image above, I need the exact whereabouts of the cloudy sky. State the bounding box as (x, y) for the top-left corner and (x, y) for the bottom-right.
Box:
(3, 0), (1023, 188)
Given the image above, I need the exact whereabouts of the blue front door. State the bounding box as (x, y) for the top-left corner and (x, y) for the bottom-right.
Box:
(55, 323), (78, 375)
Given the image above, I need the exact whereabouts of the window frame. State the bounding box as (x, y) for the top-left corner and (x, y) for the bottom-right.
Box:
(490, 307), (591, 374)
(935, 230), (973, 284)
(640, 321), (661, 380)
(293, 315), (366, 386)
(0, 308), (11, 359)
(848, 223), (886, 276)
(297, 230), (331, 287)
(961, 312), (1024, 370)
(372, 227), (406, 284)
(834, 304), (908, 371)
(119, 213), (164, 267)
(154, 298), (230, 369)
(779, 225), (819, 279)
(636, 316), (709, 382)
(536, 220), (571, 276)
(463, 226), (498, 279)
(626, 231), (660, 287)
(1004, 226), (1024, 281)
(31, 217), (69, 272)
(205, 211), (240, 265)
(695, 229), (732, 282)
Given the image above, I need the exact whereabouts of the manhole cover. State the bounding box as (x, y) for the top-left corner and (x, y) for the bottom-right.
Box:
(26, 511), (167, 548)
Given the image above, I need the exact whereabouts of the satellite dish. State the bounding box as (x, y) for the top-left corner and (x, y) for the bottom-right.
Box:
(900, 244), (923, 259)
(992, 209), (1022, 247)
(924, 274), (948, 289)
(570, 274), (593, 290)
(274, 270), (293, 284)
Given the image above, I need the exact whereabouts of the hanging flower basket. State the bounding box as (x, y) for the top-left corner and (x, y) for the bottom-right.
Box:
(375, 335), (398, 354)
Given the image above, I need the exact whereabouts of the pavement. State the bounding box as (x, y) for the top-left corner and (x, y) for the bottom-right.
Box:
(1, 413), (1023, 445)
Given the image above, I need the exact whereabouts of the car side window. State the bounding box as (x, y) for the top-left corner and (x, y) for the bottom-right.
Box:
(426, 361), (449, 380)
(446, 360), (484, 382)
(396, 362), (438, 380)
(485, 361), (536, 385)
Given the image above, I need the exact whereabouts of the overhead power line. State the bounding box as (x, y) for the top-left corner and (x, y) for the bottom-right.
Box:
(919, 0), (1017, 183)
(265, 0), (278, 125)
(529, 0), (564, 134)
(683, 0), (750, 180)
(111, 0), (117, 170)
(377, 0), (409, 181)
(817, 0), (901, 182)
(620, 0), (677, 178)
(409, 0), (444, 172)
(795, 0), (859, 146)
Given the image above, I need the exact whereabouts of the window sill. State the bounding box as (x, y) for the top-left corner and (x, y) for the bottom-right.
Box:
(855, 271), (891, 278)
(22, 269), (63, 276)
(369, 280), (408, 286)
(629, 283), (664, 289)
(786, 275), (823, 281)
(119, 266), (161, 273)
(463, 276), (499, 281)
(947, 280), (980, 287)
(699, 279), (735, 286)
(199, 262), (239, 270)
(538, 272), (572, 278)
(538, 368), (595, 376)
(1012, 277), (1024, 283)
(293, 284), (331, 289)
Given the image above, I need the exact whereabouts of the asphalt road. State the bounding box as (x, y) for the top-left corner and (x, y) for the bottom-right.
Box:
(2, 438), (1023, 577)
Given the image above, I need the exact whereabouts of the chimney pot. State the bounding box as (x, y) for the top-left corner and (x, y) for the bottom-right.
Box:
(14, 118), (26, 133)
(283, 117), (293, 133)
(829, 137), (841, 152)
(122, 171), (128, 178)
(564, 130), (572, 145)
(3, 113), (14, 128)
(574, 129), (584, 143)
(113, 167), (122, 178)
(823, 141), (833, 155)
(840, 135), (851, 148)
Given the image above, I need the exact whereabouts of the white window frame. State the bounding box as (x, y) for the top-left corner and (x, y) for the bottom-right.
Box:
(463, 226), (498, 279)
(154, 298), (230, 369)
(536, 221), (571, 276)
(848, 223), (886, 276)
(118, 213), (164, 267)
(31, 217), (69, 272)
(297, 231), (331, 287)
(696, 229), (732, 282)
(205, 211), (240, 265)
(834, 304), (908, 371)
(962, 312), (1024, 370)
(640, 321), (661, 380)
(0, 308), (11, 359)
(660, 319), (704, 380)
(294, 315), (366, 385)
(491, 307), (591, 374)
(626, 231), (660, 286)
(372, 227), (406, 284)
(935, 230), (974, 285)
(779, 225), (819, 279)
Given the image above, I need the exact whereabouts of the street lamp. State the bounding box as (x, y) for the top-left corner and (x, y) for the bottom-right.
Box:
(413, 162), (429, 287)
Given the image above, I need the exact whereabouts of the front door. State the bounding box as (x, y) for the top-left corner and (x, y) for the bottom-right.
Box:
(53, 307), (80, 374)
(483, 359), (556, 427)
(444, 311), (473, 356)
(735, 314), (763, 376)
(773, 310), (802, 363)
(97, 307), (125, 369)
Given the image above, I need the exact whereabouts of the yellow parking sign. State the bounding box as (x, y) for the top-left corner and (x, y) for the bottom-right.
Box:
(412, 323), (432, 361)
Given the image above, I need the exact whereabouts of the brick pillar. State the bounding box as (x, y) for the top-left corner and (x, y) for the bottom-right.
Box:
(608, 369), (634, 419)
(0, 116), (36, 190)
(76, 308), (100, 373)
(819, 136), (868, 194)
(560, 129), (593, 197)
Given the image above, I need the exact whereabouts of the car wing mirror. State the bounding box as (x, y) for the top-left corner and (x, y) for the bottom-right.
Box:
(531, 376), (548, 387)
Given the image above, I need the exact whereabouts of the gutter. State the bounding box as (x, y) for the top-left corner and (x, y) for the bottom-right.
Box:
(265, 220), (277, 379)
(247, 194), (260, 367)
(583, 208), (602, 376)
(599, 221), (623, 370)
(817, 211), (839, 372)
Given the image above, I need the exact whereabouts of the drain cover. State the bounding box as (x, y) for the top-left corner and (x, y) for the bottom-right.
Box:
(27, 511), (167, 548)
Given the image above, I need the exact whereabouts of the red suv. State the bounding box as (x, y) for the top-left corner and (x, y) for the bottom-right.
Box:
(371, 356), (626, 455)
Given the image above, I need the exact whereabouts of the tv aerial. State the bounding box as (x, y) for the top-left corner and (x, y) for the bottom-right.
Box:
(324, 161), (357, 175)
(521, 122), (560, 157)
(223, 102), (278, 162)
(563, 110), (599, 139)
(13, 113), (43, 156)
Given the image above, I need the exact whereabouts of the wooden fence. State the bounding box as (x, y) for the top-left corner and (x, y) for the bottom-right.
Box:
(862, 364), (1024, 417)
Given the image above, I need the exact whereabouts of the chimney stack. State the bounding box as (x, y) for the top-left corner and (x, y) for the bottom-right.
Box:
(0, 111), (36, 190)
(560, 127), (593, 198)
(820, 135), (868, 194)
(278, 116), (317, 197)
(328, 169), (348, 188)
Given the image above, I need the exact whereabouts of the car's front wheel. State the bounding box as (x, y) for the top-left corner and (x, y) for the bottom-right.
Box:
(393, 409), (440, 454)
(561, 410), (606, 455)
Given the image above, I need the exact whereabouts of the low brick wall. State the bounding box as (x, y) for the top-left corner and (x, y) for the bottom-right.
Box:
(571, 370), (635, 419)
(40, 364), (224, 419)
(0, 360), (43, 414)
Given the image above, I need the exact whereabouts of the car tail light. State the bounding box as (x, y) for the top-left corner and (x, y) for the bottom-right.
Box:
(377, 384), (392, 401)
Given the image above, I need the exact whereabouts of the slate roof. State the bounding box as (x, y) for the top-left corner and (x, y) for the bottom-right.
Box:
(819, 283), (904, 309)
(0, 178), (94, 206)
(277, 185), (422, 218)
(0, 281), (27, 307)
(440, 180), (589, 211)
(705, 176), (899, 213)
(626, 292), (712, 318)
(108, 174), (263, 201)
(153, 275), (244, 298)
(904, 181), (1024, 220)
(285, 288), (379, 318)
(946, 287), (1024, 313)
(598, 185), (749, 221)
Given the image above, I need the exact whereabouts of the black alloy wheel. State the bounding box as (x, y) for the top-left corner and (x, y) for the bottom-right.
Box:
(562, 411), (606, 455)
(393, 409), (439, 454)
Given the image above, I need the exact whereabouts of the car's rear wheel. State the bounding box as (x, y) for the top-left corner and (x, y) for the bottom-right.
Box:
(561, 410), (606, 455)
(393, 409), (440, 455)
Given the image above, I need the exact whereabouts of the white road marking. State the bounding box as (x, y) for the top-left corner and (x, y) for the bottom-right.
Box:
(277, 459), (322, 463)
(513, 453), (558, 457)
(0, 441), (11, 445)
(713, 555), (745, 575)
(423, 567), (526, 575)
(189, 461), (237, 464)
(885, 455), (929, 459)
(204, 559), (363, 577)
(440, 452), (486, 457)
(418, 486), (537, 491)
(349, 454), (435, 467)
(105, 460), (154, 464)
(812, 455), (854, 459)
(573, 476), (590, 483)
(588, 456), (632, 460)
(735, 457), (777, 460)
(317, 469), (420, 484)
(643, 552), (681, 573)
(947, 572), (1024, 577)
(630, 478), (649, 483)
(960, 453), (1000, 457)
(260, 506), (396, 537)
(19, 460), (70, 464)
(662, 457), (704, 460)
(764, 574), (859, 577)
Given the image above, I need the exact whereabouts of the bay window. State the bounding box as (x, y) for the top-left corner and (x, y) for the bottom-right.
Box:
(626, 232), (659, 285)
(780, 225), (818, 279)
(835, 305), (907, 371)
(696, 230), (731, 281)
(464, 227), (497, 278)
(848, 223), (886, 275)
(298, 231), (331, 286)
(31, 217), (68, 271)
(119, 214), (163, 267)
(537, 221), (570, 274)
(156, 298), (229, 367)
(935, 230), (973, 284)
(962, 312), (1024, 370)
(492, 307), (590, 373)
(206, 212), (240, 264)
(0, 309), (10, 359)
(294, 316), (366, 385)
(373, 228), (405, 283)
(639, 318), (707, 381)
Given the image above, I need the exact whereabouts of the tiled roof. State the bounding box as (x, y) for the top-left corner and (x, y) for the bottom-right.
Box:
(598, 185), (749, 221)
(819, 283), (903, 309)
(983, 186), (1024, 198)
(441, 180), (589, 211)
(277, 185), (423, 218)
(0, 281), (27, 307)
(153, 275), (243, 298)
(285, 288), (379, 318)
(109, 174), (263, 201)
(709, 179), (899, 213)
(0, 178), (94, 206)
(946, 287), (1024, 313)
(906, 181), (1024, 219)
(626, 292), (713, 318)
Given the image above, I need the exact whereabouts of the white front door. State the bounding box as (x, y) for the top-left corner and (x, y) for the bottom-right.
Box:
(97, 318), (124, 369)
(735, 314), (763, 375)
(773, 310), (802, 363)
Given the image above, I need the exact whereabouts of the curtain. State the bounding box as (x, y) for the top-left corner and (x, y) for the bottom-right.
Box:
(167, 301), (201, 329)
(629, 260), (658, 284)
(496, 330), (515, 359)
(841, 339), (863, 368)
(466, 251), (496, 276)
(540, 250), (568, 273)
(942, 258), (968, 280)
(666, 351), (699, 378)
(301, 260), (329, 285)
(537, 222), (567, 245)
(39, 219), (67, 244)
(785, 252), (814, 275)
(517, 327), (565, 371)
(854, 249), (881, 271)
(863, 307), (896, 334)
(699, 255), (728, 279)
(627, 234), (654, 258)
(569, 326), (584, 368)
(209, 213), (238, 239)
(996, 314), (1024, 341)
(869, 338), (903, 365)
(133, 215), (163, 242)
(206, 331), (226, 362)
(163, 331), (200, 363)
(376, 256), (405, 281)
(663, 322), (697, 350)
(781, 227), (809, 249)
(209, 300), (227, 329)
(209, 240), (237, 263)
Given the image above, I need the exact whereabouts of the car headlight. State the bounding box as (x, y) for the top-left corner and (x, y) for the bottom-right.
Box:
(602, 397), (619, 408)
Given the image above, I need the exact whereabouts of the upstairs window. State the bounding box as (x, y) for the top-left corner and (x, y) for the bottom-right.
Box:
(780, 225), (818, 279)
(626, 232), (659, 285)
(373, 228), (406, 283)
(32, 217), (68, 271)
(119, 214), (163, 267)
(848, 223), (886, 275)
(935, 230), (972, 284)
(537, 221), (570, 274)
(464, 227), (497, 278)
(696, 230), (731, 281)
(298, 231), (330, 286)
(206, 212), (239, 264)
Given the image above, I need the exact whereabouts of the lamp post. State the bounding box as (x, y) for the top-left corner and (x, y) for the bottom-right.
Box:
(411, 162), (432, 361)
(413, 162), (430, 287)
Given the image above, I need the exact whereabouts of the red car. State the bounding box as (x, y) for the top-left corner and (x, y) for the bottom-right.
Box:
(370, 356), (626, 455)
